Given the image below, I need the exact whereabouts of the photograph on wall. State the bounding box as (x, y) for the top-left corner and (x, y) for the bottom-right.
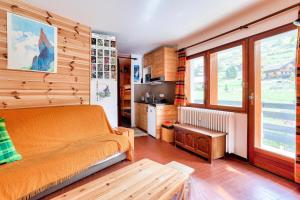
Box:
(104, 57), (109, 65)
(111, 71), (116, 79)
(97, 83), (111, 98)
(91, 38), (96, 45)
(111, 65), (116, 71)
(104, 72), (110, 79)
(111, 40), (116, 48)
(98, 71), (103, 79)
(134, 64), (140, 83)
(97, 49), (103, 57)
(111, 57), (116, 65)
(98, 57), (103, 64)
(92, 64), (96, 72)
(91, 49), (96, 56)
(111, 50), (116, 57)
(104, 64), (109, 71)
(104, 50), (110, 56)
(104, 39), (110, 47)
(91, 56), (96, 63)
(7, 13), (58, 73)
(97, 64), (103, 71)
(97, 38), (103, 46)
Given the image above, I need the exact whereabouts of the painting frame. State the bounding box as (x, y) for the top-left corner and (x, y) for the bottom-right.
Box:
(134, 64), (140, 83)
(7, 12), (58, 73)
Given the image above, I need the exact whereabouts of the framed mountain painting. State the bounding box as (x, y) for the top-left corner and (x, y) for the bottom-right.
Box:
(7, 13), (57, 73)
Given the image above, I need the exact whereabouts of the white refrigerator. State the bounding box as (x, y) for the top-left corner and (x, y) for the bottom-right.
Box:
(147, 105), (157, 138)
(90, 33), (118, 128)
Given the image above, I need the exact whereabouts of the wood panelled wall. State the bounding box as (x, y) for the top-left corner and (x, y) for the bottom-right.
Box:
(0, 0), (91, 109)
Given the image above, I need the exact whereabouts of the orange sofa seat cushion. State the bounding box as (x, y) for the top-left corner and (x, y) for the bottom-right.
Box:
(0, 105), (130, 200)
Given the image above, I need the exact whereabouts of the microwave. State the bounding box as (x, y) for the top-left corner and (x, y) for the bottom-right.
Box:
(143, 67), (151, 83)
(145, 74), (151, 83)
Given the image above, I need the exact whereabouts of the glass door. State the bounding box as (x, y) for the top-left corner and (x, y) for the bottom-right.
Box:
(249, 25), (298, 179)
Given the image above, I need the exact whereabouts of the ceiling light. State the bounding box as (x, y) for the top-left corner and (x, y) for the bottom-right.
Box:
(294, 18), (300, 26)
(294, 10), (300, 27)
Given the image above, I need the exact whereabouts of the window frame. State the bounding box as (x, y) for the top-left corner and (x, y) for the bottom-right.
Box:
(186, 52), (207, 108)
(186, 40), (248, 113)
(185, 23), (297, 180)
(248, 24), (297, 176)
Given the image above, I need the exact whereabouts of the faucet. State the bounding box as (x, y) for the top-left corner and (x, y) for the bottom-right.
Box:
(152, 94), (155, 103)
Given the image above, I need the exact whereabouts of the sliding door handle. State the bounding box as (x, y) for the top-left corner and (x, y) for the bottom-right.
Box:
(249, 92), (254, 105)
(249, 93), (254, 100)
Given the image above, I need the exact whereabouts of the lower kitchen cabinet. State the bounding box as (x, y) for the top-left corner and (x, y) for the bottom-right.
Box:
(135, 103), (148, 131)
(155, 105), (177, 139)
(135, 103), (177, 139)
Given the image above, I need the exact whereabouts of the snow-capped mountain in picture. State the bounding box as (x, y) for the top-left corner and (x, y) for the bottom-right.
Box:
(7, 13), (57, 73)
(32, 29), (55, 71)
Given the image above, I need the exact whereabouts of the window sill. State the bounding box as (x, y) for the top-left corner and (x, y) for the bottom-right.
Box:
(187, 103), (247, 113)
(254, 147), (294, 163)
(260, 145), (295, 159)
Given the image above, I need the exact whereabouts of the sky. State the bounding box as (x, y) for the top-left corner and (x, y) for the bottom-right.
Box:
(10, 13), (55, 43)
(8, 13), (56, 69)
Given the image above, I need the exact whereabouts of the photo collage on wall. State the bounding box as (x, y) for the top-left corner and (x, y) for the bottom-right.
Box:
(91, 33), (117, 80)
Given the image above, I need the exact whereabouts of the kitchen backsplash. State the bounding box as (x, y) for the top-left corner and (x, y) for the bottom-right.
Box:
(134, 82), (176, 103)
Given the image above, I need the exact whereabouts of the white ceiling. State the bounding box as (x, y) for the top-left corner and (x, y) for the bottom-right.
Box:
(25, 0), (264, 54)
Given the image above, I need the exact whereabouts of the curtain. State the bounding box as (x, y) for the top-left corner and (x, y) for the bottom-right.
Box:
(174, 51), (187, 106)
(296, 24), (300, 183)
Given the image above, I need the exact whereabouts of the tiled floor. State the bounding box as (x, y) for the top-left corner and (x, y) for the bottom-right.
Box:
(134, 128), (148, 137)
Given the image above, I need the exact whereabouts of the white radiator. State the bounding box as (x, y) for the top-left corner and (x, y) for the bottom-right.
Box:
(178, 107), (235, 154)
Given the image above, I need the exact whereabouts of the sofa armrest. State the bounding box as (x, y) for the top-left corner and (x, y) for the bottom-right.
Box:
(114, 127), (134, 161)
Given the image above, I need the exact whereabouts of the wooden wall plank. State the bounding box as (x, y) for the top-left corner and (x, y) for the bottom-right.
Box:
(0, 80), (89, 90)
(0, 0), (91, 109)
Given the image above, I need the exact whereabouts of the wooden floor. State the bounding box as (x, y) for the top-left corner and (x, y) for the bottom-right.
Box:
(44, 136), (300, 200)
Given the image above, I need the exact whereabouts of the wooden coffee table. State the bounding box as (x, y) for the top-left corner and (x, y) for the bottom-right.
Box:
(52, 159), (194, 200)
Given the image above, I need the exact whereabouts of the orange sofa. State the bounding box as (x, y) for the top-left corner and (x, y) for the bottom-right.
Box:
(0, 105), (134, 200)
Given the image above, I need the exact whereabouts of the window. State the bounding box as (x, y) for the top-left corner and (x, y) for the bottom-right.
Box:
(189, 56), (205, 104)
(209, 44), (244, 108)
(253, 29), (297, 158)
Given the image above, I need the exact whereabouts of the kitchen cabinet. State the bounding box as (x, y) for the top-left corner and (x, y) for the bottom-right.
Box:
(143, 47), (178, 81)
(143, 52), (154, 68)
(135, 103), (177, 139)
(155, 105), (177, 139)
(135, 103), (148, 131)
(152, 48), (164, 79)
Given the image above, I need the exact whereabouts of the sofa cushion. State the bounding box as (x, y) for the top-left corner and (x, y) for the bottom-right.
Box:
(0, 105), (114, 157)
(0, 105), (131, 200)
(0, 133), (129, 200)
(0, 118), (21, 164)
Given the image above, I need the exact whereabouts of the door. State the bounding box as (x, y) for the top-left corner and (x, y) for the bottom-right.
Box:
(118, 58), (131, 127)
(249, 24), (298, 180)
(185, 133), (195, 150)
(91, 79), (118, 128)
(135, 103), (140, 128)
(141, 104), (148, 131)
(152, 48), (164, 78)
(147, 105), (156, 137)
(175, 128), (185, 146)
(137, 103), (148, 131)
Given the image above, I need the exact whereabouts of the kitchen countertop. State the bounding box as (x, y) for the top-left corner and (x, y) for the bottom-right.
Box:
(134, 101), (174, 107)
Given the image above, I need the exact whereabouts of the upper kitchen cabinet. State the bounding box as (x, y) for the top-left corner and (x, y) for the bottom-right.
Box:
(143, 52), (154, 68)
(143, 47), (178, 81)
